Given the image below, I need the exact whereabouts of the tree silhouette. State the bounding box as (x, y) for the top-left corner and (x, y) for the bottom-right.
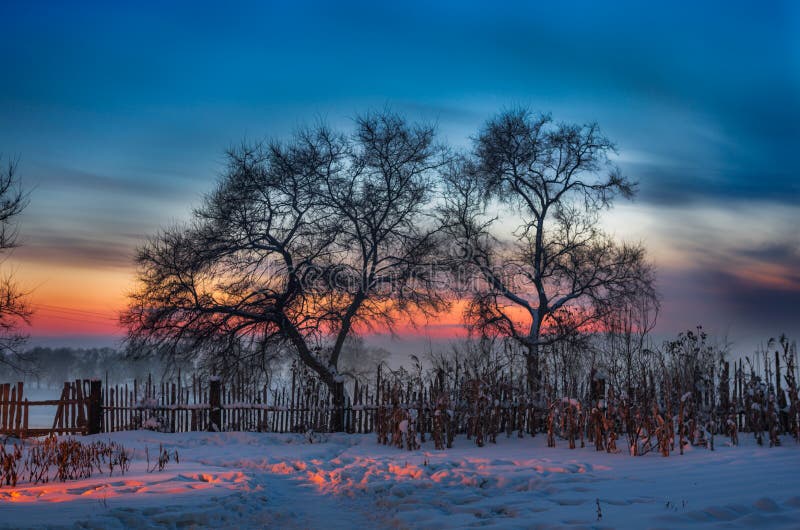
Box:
(441, 110), (656, 424)
(123, 112), (446, 429)
(0, 157), (31, 370)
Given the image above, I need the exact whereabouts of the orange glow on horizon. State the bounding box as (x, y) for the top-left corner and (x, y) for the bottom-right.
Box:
(13, 259), (128, 337)
(10, 257), (615, 340)
(15, 246), (800, 342)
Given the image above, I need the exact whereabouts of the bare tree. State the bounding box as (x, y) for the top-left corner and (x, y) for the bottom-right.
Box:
(0, 157), (31, 370)
(599, 282), (660, 397)
(442, 110), (655, 423)
(123, 112), (446, 430)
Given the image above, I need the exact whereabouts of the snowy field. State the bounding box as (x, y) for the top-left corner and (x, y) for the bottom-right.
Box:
(2, 431), (799, 529)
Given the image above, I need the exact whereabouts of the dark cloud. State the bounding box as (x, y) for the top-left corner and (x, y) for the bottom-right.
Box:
(14, 232), (138, 269)
(702, 269), (800, 336)
(739, 242), (800, 266)
(632, 165), (800, 207)
(10, 164), (200, 270)
(655, 266), (800, 351)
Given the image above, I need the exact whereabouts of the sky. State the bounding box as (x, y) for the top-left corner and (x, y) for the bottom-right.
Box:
(0, 0), (798, 354)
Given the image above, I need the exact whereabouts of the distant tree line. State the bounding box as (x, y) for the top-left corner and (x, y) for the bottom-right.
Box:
(0, 347), (174, 388)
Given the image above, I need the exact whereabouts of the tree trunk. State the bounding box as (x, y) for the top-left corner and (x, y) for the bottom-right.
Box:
(329, 380), (345, 432)
(526, 342), (541, 435)
(283, 320), (348, 432)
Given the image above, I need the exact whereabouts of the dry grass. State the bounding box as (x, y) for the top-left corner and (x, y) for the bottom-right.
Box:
(0, 436), (130, 487)
(371, 331), (799, 456)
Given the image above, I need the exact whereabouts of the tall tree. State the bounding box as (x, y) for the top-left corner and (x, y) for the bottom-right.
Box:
(123, 112), (446, 429)
(442, 110), (655, 421)
(0, 157), (31, 370)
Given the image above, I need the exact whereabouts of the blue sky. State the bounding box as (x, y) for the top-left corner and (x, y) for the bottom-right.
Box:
(1, 0), (798, 351)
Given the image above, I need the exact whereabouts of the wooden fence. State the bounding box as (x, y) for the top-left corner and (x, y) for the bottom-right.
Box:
(89, 359), (800, 437)
(0, 380), (100, 438)
(101, 371), (381, 434)
(3, 369), (442, 436)
(0, 382), (26, 437)
(2, 355), (798, 439)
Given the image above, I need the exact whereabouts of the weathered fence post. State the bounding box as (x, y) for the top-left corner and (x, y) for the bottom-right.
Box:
(88, 379), (103, 434)
(209, 377), (221, 431)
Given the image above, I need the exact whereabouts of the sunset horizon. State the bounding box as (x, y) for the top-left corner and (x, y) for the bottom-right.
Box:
(4, 2), (797, 357)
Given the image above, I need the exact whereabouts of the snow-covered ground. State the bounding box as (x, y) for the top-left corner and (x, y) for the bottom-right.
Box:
(2, 431), (799, 529)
